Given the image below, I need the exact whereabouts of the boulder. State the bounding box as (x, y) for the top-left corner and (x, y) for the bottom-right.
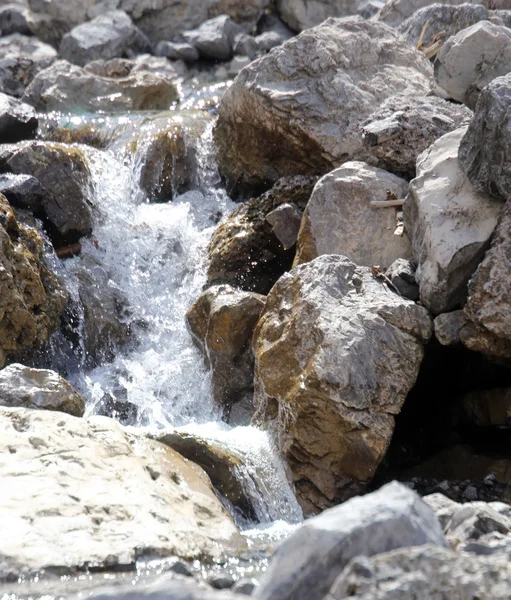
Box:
(434, 310), (467, 345)
(207, 176), (316, 294)
(404, 127), (502, 314)
(214, 17), (433, 191)
(255, 481), (446, 600)
(376, 0), (485, 28)
(0, 363), (84, 416)
(385, 259), (420, 300)
(294, 162), (410, 269)
(435, 20), (511, 109)
(183, 15), (242, 61)
(398, 3), (490, 49)
(276, 0), (359, 31)
(0, 34), (56, 97)
(0, 194), (67, 368)
(0, 140), (93, 244)
(0, 173), (45, 211)
(232, 33), (258, 59)
(59, 10), (152, 67)
(361, 94), (472, 178)
(462, 387), (511, 427)
(254, 30), (285, 53)
(23, 58), (179, 113)
(0, 3), (68, 47)
(155, 41), (199, 62)
(186, 284), (265, 414)
(265, 203), (302, 250)
(328, 544), (511, 600)
(458, 72), (511, 199)
(0, 406), (244, 581)
(252, 255), (432, 513)
(0, 91), (37, 143)
(0, 2), (31, 36)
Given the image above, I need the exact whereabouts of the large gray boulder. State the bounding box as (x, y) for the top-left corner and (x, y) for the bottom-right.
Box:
(252, 255), (432, 514)
(214, 17), (433, 190)
(294, 162), (411, 269)
(0, 91), (37, 143)
(0, 407), (244, 581)
(59, 10), (151, 67)
(255, 481), (447, 600)
(276, 0), (359, 31)
(0, 363), (84, 416)
(459, 72), (511, 199)
(435, 20), (511, 109)
(183, 15), (242, 61)
(376, 0), (484, 28)
(404, 127), (502, 314)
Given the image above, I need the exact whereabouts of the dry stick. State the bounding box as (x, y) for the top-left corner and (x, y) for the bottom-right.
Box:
(370, 199), (405, 208)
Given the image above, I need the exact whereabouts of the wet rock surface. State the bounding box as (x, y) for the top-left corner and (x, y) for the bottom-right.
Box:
(0, 90), (37, 142)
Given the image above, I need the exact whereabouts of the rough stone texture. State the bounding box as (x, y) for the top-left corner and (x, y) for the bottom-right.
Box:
(0, 4), (68, 47)
(0, 407), (244, 581)
(0, 363), (84, 416)
(186, 284), (265, 414)
(361, 94), (472, 178)
(434, 310), (467, 345)
(23, 58), (179, 113)
(183, 15), (242, 61)
(462, 387), (511, 427)
(435, 21), (511, 109)
(0, 91), (37, 143)
(328, 544), (511, 600)
(0, 34), (56, 98)
(0, 173), (45, 212)
(59, 10), (152, 67)
(0, 3), (31, 36)
(462, 199), (511, 357)
(207, 176), (316, 294)
(0, 140), (93, 244)
(214, 18), (433, 191)
(459, 72), (511, 199)
(256, 482), (446, 600)
(276, 0), (359, 31)
(385, 259), (420, 300)
(254, 30), (284, 53)
(376, 0), (484, 28)
(404, 127), (502, 315)
(398, 3), (490, 48)
(265, 203), (302, 250)
(294, 162), (410, 269)
(252, 255), (432, 513)
(0, 194), (67, 368)
(155, 41), (199, 62)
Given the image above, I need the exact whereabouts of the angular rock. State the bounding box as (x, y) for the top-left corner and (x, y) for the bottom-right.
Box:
(0, 91), (37, 143)
(376, 0), (484, 28)
(0, 194), (67, 368)
(183, 15), (242, 61)
(0, 3), (68, 47)
(294, 162), (410, 270)
(434, 310), (467, 345)
(0, 140), (93, 244)
(0, 173), (45, 212)
(186, 284), (265, 413)
(23, 58), (179, 112)
(253, 255), (432, 513)
(265, 203), (302, 250)
(59, 10), (152, 67)
(233, 33), (257, 59)
(328, 544), (511, 600)
(462, 387), (511, 427)
(155, 41), (199, 62)
(435, 21), (511, 109)
(361, 94), (472, 178)
(385, 259), (420, 300)
(256, 481), (446, 600)
(404, 127), (502, 314)
(207, 176), (316, 294)
(254, 30), (286, 53)
(214, 18), (433, 190)
(276, 0), (359, 31)
(0, 363), (84, 416)
(0, 3), (31, 36)
(0, 407), (244, 580)
(459, 72), (511, 199)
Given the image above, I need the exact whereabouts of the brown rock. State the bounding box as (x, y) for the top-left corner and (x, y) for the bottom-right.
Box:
(462, 387), (511, 428)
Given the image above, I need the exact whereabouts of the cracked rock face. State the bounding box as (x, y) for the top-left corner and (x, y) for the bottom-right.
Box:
(252, 255), (432, 514)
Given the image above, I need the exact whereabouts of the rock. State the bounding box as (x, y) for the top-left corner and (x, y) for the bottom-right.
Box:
(0, 407), (244, 580)
(0, 34), (56, 97)
(434, 310), (467, 345)
(183, 15), (243, 61)
(0, 2), (31, 36)
(462, 387), (511, 427)
(265, 203), (302, 250)
(225, 56), (251, 78)
(254, 30), (285, 53)
(23, 58), (179, 112)
(444, 500), (510, 544)
(214, 18), (433, 191)
(0, 140), (93, 244)
(404, 127), (502, 314)
(0, 363), (84, 416)
(327, 544), (511, 600)
(276, 0), (359, 31)
(257, 10), (294, 40)
(0, 3), (68, 47)
(256, 481), (446, 600)
(207, 176), (316, 294)
(186, 284), (265, 413)
(166, 557), (193, 577)
(59, 10), (152, 67)
(0, 91), (37, 143)
(208, 574), (235, 590)
(398, 3), (490, 49)
(0, 173), (45, 212)
(294, 162), (410, 270)
(376, 0), (485, 28)
(435, 20), (511, 109)
(423, 492), (460, 528)
(385, 259), (420, 300)
(0, 194), (67, 368)
(252, 255), (432, 513)
(458, 72), (511, 199)
(462, 199), (511, 357)
(232, 33), (257, 59)
(358, 0), (386, 19)
(155, 41), (199, 62)
(232, 579), (258, 595)
(361, 94), (472, 178)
